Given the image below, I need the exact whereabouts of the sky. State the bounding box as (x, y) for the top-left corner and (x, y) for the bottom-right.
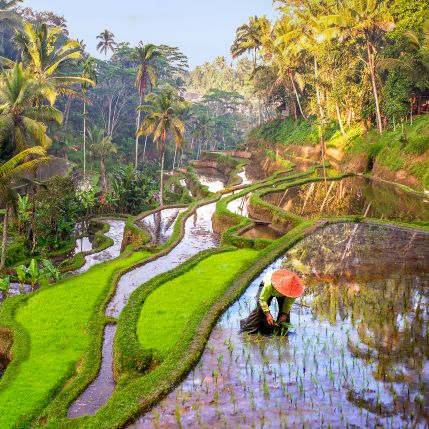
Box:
(21, 0), (278, 69)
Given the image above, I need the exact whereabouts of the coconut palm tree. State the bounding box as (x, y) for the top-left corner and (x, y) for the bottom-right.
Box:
(96, 29), (117, 57)
(320, 0), (394, 133)
(137, 88), (186, 206)
(131, 42), (161, 168)
(80, 56), (97, 178)
(2, 22), (91, 105)
(0, 146), (49, 269)
(266, 18), (307, 120)
(231, 15), (270, 68)
(88, 127), (117, 198)
(0, 63), (62, 154)
(191, 114), (214, 159)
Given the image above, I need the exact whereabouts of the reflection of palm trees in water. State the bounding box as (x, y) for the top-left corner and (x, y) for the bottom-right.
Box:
(139, 208), (184, 245)
(312, 276), (429, 421)
(283, 223), (429, 422)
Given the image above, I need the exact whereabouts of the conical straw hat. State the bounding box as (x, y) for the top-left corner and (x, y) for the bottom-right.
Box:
(271, 269), (305, 298)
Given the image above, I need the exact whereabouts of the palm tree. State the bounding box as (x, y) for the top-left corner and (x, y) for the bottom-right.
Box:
(13, 22), (81, 75)
(131, 42), (161, 168)
(137, 88), (186, 206)
(0, 63), (63, 153)
(267, 18), (307, 120)
(96, 30), (117, 57)
(231, 15), (270, 68)
(191, 114), (214, 159)
(80, 56), (97, 178)
(2, 22), (91, 104)
(88, 127), (117, 198)
(0, 146), (49, 269)
(320, 0), (394, 133)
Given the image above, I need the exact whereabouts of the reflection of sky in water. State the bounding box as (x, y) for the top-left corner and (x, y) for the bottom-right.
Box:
(196, 168), (227, 193)
(72, 220), (126, 275)
(227, 194), (251, 217)
(134, 223), (429, 429)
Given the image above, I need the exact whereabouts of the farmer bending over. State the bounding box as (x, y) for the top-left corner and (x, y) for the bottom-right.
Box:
(240, 269), (304, 335)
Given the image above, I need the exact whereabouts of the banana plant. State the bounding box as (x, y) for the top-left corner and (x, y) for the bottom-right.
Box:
(0, 275), (11, 299)
(41, 259), (61, 283)
(27, 259), (39, 291)
(15, 265), (27, 293)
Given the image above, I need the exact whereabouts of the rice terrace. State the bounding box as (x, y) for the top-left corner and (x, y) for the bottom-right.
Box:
(0, 0), (428, 428)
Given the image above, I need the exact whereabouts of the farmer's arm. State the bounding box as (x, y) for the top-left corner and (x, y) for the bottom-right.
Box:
(258, 282), (272, 313)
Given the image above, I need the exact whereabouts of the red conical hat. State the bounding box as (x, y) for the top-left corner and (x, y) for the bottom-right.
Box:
(271, 269), (305, 298)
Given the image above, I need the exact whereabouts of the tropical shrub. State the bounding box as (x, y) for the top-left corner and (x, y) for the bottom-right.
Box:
(108, 163), (159, 214)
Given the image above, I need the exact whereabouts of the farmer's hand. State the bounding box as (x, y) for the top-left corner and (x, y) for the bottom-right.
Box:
(265, 312), (275, 326)
(277, 314), (288, 324)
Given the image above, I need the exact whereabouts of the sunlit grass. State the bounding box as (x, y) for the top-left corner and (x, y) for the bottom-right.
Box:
(137, 249), (259, 358)
(0, 250), (151, 428)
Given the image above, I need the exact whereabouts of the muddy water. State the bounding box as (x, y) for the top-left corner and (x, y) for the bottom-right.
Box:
(196, 168), (227, 193)
(227, 194), (291, 240)
(134, 223), (429, 429)
(137, 208), (186, 245)
(227, 194), (251, 218)
(264, 176), (429, 223)
(72, 220), (126, 275)
(241, 224), (286, 240)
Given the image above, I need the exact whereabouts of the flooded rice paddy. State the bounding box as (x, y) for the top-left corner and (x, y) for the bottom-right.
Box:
(196, 168), (228, 193)
(133, 222), (429, 429)
(137, 208), (186, 245)
(69, 177), (230, 417)
(72, 220), (126, 275)
(263, 176), (429, 223)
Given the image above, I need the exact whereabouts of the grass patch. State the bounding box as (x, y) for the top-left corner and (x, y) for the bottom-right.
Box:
(0, 249), (151, 429)
(137, 249), (258, 359)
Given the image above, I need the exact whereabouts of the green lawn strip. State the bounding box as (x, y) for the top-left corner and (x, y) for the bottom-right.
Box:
(137, 249), (258, 359)
(0, 249), (151, 429)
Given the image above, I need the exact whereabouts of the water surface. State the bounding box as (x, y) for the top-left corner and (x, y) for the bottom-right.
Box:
(263, 176), (429, 223)
(133, 223), (429, 428)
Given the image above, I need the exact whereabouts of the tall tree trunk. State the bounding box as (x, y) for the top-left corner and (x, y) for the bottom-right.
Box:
(288, 88), (298, 122)
(172, 145), (177, 173)
(336, 103), (346, 137)
(289, 72), (306, 119)
(101, 159), (107, 198)
(0, 203), (9, 270)
(366, 39), (383, 133)
(142, 135), (148, 162)
(83, 100), (87, 178)
(331, 74), (346, 136)
(314, 57), (325, 123)
(159, 139), (166, 206)
(135, 93), (143, 169)
(319, 126), (328, 191)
